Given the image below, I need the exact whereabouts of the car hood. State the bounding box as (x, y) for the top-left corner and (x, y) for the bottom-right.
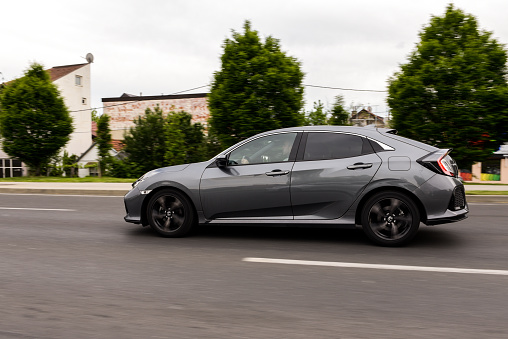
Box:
(160, 164), (190, 172)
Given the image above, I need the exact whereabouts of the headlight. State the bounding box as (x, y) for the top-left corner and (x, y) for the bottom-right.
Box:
(132, 176), (144, 188)
(132, 170), (156, 188)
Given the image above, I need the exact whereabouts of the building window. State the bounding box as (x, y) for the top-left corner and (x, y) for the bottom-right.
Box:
(82, 97), (87, 105)
(75, 75), (82, 86)
(0, 158), (23, 178)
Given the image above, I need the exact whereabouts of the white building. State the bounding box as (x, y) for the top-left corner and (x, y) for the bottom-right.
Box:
(50, 62), (93, 160)
(49, 62), (94, 177)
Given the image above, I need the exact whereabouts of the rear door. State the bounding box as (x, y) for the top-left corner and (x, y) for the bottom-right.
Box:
(291, 132), (382, 220)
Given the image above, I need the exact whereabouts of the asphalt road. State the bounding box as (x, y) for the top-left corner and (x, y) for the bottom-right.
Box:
(0, 193), (507, 339)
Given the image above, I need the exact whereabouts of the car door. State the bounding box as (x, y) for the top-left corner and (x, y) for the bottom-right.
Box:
(200, 132), (299, 220)
(291, 132), (382, 220)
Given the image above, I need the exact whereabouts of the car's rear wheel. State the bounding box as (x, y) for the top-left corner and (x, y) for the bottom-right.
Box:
(361, 191), (420, 246)
(146, 189), (196, 237)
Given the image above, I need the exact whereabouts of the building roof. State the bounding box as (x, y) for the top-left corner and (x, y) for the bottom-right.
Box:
(48, 63), (88, 82)
(352, 108), (385, 122)
(111, 139), (125, 152)
(1, 63), (88, 86)
(102, 92), (208, 102)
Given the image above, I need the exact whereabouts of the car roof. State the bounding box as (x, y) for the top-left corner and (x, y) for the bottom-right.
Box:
(257, 125), (394, 136)
(254, 126), (436, 152)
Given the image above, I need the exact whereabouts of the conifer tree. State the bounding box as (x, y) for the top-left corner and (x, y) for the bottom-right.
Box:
(388, 5), (508, 168)
(209, 21), (305, 148)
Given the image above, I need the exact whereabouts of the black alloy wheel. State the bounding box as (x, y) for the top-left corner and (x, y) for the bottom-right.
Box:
(361, 191), (420, 246)
(147, 189), (195, 237)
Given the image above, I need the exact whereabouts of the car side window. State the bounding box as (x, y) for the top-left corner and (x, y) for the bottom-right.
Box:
(228, 133), (298, 165)
(304, 133), (371, 161)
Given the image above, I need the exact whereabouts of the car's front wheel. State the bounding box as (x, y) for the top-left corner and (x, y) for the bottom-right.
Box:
(361, 191), (420, 246)
(146, 189), (196, 237)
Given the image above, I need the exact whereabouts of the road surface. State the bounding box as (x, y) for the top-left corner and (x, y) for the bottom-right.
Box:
(0, 193), (507, 338)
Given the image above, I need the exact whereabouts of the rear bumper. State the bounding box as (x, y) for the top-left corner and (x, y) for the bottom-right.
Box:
(425, 209), (468, 225)
(414, 175), (469, 226)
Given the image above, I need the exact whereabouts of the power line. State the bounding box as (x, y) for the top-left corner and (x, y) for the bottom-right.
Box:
(68, 83), (387, 114)
(304, 84), (387, 93)
(170, 84), (209, 95)
(69, 85), (211, 113)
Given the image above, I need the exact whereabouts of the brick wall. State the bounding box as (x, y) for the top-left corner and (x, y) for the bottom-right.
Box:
(102, 94), (210, 139)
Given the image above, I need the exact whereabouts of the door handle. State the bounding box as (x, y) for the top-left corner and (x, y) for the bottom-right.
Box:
(347, 163), (373, 170)
(265, 169), (290, 176)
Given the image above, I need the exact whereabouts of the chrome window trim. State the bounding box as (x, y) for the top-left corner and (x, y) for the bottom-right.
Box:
(303, 130), (395, 151)
(215, 131), (300, 158)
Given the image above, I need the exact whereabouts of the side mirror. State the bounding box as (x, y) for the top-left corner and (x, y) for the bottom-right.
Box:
(215, 156), (228, 168)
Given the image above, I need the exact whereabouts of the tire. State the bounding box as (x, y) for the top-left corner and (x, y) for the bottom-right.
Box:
(361, 191), (420, 246)
(146, 189), (196, 237)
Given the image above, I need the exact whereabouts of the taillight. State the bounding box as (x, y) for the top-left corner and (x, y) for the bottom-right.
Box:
(417, 149), (458, 177)
(437, 153), (456, 177)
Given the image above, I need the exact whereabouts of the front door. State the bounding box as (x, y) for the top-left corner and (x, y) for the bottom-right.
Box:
(200, 132), (298, 220)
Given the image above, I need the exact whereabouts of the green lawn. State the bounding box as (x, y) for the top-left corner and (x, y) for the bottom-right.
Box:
(463, 182), (508, 186)
(466, 191), (508, 195)
(0, 176), (135, 183)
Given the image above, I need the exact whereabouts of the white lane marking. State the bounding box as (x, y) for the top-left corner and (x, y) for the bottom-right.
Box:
(0, 207), (76, 212)
(243, 257), (508, 276)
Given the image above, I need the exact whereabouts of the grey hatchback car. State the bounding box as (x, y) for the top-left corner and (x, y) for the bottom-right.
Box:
(124, 126), (468, 246)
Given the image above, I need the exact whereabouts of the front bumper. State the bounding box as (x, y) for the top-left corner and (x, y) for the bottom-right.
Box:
(124, 187), (146, 224)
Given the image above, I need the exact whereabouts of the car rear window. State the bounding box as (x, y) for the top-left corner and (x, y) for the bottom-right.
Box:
(304, 133), (369, 161)
(382, 133), (436, 152)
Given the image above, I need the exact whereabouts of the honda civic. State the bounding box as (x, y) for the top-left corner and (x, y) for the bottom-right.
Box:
(124, 126), (468, 246)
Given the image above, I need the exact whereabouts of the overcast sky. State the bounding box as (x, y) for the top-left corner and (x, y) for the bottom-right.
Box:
(2, 0), (508, 117)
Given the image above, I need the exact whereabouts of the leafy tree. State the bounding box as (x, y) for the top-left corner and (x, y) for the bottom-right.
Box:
(0, 63), (73, 175)
(43, 153), (64, 177)
(96, 113), (112, 177)
(91, 109), (99, 123)
(166, 111), (206, 164)
(209, 20), (305, 148)
(328, 95), (350, 125)
(388, 4), (508, 168)
(123, 107), (207, 177)
(108, 156), (136, 178)
(305, 101), (327, 125)
(62, 151), (78, 177)
(164, 120), (186, 166)
(204, 131), (225, 159)
(124, 106), (168, 177)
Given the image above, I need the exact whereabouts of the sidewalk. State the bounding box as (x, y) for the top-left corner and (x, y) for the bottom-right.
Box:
(0, 182), (132, 196)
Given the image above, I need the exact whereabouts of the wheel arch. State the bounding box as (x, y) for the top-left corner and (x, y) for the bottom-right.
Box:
(140, 185), (197, 226)
(354, 186), (427, 225)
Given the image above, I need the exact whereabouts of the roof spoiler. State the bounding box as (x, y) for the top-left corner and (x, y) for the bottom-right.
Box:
(376, 128), (397, 135)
